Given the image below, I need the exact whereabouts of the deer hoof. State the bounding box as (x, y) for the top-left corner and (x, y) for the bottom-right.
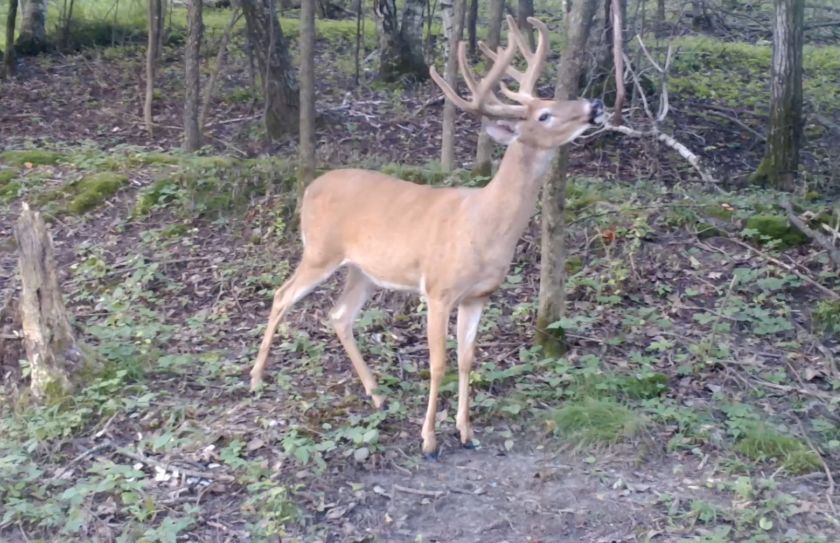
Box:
(422, 449), (440, 461)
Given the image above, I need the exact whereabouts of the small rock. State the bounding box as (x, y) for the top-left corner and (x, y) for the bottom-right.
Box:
(353, 447), (370, 463)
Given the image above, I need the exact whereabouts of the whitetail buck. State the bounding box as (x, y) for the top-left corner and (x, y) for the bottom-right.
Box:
(250, 15), (605, 457)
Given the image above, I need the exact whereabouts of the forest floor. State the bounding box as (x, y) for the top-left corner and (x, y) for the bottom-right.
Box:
(1, 9), (840, 543)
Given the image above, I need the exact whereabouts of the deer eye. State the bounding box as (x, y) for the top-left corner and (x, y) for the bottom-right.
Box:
(538, 112), (552, 123)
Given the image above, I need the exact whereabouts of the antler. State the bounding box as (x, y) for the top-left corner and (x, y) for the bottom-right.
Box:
(477, 16), (550, 105)
(430, 16), (550, 120)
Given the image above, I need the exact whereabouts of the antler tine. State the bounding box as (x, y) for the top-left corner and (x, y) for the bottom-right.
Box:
(498, 15), (550, 103)
(430, 36), (527, 119)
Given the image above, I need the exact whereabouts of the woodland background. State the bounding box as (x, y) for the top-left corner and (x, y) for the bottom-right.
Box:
(0, 0), (839, 541)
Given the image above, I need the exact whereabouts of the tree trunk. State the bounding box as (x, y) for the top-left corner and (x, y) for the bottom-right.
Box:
(751, 0), (803, 190)
(241, 0), (300, 138)
(440, 0), (465, 171)
(473, 0), (505, 176)
(17, 0), (47, 53)
(354, 0), (362, 84)
(466, 0), (478, 55)
(374, 0), (427, 82)
(145, 0), (163, 136)
(536, 0), (598, 356)
(183, 0), (203, 152)
(655, 0), (666, 37)
(14, 205), (88, 402)
(517, 0), (535, 49)
(600, 0), (626, 103)
(2, 0), (17, 78)
(400, 0), (427, 77)
(298, 0), (316, 199)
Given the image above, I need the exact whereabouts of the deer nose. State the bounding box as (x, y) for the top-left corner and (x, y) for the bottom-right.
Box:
(589, 99), (605, 124)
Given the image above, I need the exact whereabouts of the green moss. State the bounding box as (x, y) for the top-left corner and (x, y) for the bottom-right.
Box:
(67, 172), (129, 215)
(734, 424), (821, 474)
(745, 214), (808, 247)
(0, 149), (65, 166)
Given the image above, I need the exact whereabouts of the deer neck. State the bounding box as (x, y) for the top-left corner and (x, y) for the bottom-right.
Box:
(474, 141), (556, 242)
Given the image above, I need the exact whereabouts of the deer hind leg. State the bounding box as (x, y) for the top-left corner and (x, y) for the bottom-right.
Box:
(421, 298), (453, 458)
(330, 266), (384, 408)
(455, 297), (486, 448)
(250, 256), (340, 390)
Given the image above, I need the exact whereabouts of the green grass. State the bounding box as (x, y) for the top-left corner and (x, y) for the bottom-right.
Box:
(548, 398), (646, 445)
(734, 423), (821, 475)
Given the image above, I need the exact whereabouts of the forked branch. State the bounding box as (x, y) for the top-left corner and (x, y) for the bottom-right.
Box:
(605, 34), (719, 187)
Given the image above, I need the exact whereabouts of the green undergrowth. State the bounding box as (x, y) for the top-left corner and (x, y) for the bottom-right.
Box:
(665, 36), (840, 112)
(0, 145), (298, 219)
(132, 154), (296, 219)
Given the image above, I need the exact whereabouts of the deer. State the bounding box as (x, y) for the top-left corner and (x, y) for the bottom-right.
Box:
(249, 15), (605, 458)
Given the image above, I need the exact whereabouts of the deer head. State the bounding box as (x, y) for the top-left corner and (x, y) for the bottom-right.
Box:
(430, 15), (604, 150)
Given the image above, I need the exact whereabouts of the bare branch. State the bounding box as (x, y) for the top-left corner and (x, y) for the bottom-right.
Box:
(606, 123), (721, 188)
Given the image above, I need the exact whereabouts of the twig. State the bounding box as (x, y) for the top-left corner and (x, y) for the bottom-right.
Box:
(725, 236), (840, 300)
(204, 114), (259, 128)
(697, 109), (765, 141)
(200, 8), (243, 131)
(781, 200), (840, 269)
(413, 95), (445, 116)
(796, 419), (837, 517)
(392, 483), (446, 499)
(52, 441), (115, 481)
(749, 378), (835, 401)
(114, 447), (235, 482)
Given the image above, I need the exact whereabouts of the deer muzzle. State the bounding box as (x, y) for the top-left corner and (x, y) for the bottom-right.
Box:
(590, 99), (606, 125)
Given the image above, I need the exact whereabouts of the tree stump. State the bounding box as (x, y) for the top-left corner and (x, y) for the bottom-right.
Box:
(13, 203), (85, 401)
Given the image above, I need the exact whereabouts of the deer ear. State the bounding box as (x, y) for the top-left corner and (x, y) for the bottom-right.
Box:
(485, 120), (520, 145)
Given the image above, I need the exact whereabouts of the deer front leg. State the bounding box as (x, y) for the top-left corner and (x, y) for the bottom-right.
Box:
(421, 299), (452, 458)
(456, 298), (485, 447)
